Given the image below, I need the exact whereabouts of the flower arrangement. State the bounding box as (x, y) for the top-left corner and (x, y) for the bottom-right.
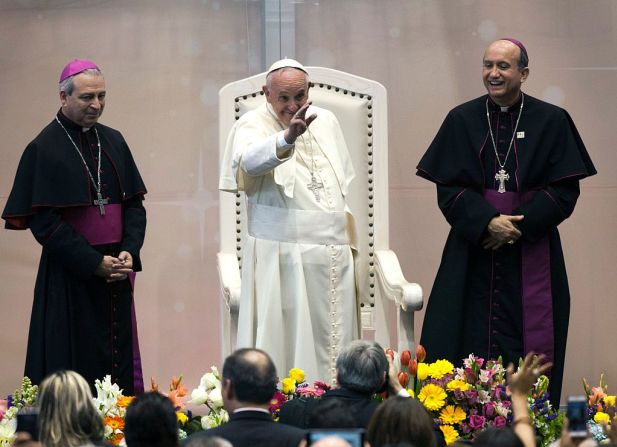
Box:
(269, 368), (330, 420)
(189, 367), (229, 431)
(394, 346), (562, 446)
(0, 377), (38, 447)
(93, 376), (133, 446)
(583, 374), (616, 443)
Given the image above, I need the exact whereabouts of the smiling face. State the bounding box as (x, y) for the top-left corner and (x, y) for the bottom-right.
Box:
(482, 40), (529, 106)
(263, 68), (309, 126)
(60, 72), (106, 128)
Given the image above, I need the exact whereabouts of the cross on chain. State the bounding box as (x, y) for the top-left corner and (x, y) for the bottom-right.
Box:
(495, 169), (509, 194)
(93, 191), (109, 215)
(307, 175), (324, 202)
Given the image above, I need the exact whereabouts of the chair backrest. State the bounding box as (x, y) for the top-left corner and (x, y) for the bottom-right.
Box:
(218, 67), (404, 357)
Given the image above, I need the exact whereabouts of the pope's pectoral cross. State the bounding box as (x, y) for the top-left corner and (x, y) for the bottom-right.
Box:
(495, 169), (509, 194)
(307, 175), (324, 202)
(94, 192), (109, 215)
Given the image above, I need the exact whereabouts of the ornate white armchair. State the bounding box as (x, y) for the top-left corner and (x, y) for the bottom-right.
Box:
(217, 67), (423, 360)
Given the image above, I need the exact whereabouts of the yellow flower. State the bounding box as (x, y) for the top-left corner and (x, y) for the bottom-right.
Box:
(418, 384), (447, 411)
(605, 395), (616, 407)
(417, 363), (430, 381)
(440, 425), (460, 445)
(440, 405), (467, 424)
(282, 377), (296, 394)
(595, 411), (611, 425)
(176, 411), (188, 424)
(406, 389), (415, 398)
(430, 359), (454, 379)
(116, 396), (134, 408)
(446, 380), (470, 392)
(288, 368), (305, 384)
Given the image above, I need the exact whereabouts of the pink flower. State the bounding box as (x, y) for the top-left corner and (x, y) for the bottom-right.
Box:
(269, 391), (286, 413)
(314, 381), (331, 392)
(469, 415), (486, 430)
(493, 416), (507, 428)
(483, 402), (496, 417)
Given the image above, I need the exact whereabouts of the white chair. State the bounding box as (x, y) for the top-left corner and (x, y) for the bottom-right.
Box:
(217, 67), (423, 362)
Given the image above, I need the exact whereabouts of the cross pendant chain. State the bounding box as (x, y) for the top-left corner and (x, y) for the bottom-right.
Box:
(94, 191), (109, 215)
(307, 175), (324, 202)
(495, 169), (509, 194)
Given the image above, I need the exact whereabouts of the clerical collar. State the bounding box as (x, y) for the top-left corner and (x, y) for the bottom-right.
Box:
(56, 109), (94, 133)
(487, 94), (523, 113)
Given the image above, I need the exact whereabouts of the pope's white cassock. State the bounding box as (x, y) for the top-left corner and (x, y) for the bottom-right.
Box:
(220, 101), (359, 383)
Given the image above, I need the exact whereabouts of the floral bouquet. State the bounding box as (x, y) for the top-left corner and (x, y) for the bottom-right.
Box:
(93, 376), (134, 446)
(0, 377), (38, 447)
(583, 374), (616, 443)
(189, 367), (229, 431)
(394, 346), (561, 446)
(270, 368), (330, 421)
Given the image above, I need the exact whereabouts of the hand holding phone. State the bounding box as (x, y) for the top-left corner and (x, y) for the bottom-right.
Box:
(567, 395), (588, 438)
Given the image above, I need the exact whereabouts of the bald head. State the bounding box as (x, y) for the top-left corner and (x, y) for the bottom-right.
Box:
(482, 39), (529, 106)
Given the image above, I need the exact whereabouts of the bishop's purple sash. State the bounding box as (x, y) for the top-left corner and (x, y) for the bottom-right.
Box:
(483, 190), (555, 366)
(63, 204), (144, 394)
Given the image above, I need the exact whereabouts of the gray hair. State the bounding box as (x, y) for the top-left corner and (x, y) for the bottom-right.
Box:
(336, 340), (388, 394)
(38, 370), (104, 447)
(265, 66), (309, 90)
(59, 68), (103, 95)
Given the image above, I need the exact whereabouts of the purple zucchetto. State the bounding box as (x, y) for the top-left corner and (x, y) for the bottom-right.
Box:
(500, 38), (529, 62)
(59, 59), (99, 83)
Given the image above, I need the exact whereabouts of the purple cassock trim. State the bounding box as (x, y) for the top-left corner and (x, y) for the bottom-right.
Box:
(483, 190), (555, 366)
(62, 204), (144, 393)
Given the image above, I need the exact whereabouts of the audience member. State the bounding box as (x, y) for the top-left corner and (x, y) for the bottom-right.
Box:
(182, 436), (232, 447)
(280, 340), (403, 429)
(307, 398), (359, 429)
(124, 391), (179, 447)
(37, 370), (105, 447)
(366, 397), (436, 447)
(183, 348), (305, 447)
(473, 427), (524, 447)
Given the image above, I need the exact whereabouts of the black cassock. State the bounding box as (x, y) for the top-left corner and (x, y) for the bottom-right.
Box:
(2, 110), (147, 394)
(417, 94), (596, 406)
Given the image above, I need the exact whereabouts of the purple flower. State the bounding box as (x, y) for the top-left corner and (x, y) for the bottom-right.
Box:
(466, 389), (479, 405)
(469, 415), (486, 430)
(483, 402), (496, 417)
(493, 416), (507, 428)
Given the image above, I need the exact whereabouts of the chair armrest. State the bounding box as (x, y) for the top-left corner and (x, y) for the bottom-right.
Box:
(374, 249), (423, 311)
(217, 252), (242, 311)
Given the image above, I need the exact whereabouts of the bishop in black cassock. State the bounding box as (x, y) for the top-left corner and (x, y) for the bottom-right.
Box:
(416, 39), (596, 406)
(2, 60), (147, 394)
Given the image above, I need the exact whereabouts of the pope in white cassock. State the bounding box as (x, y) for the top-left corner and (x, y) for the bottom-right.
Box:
(219, 59), (359, 383)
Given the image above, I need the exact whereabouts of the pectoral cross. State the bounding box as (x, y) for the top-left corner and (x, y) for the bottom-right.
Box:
(307, 175), (324, 202)
(93, 191), (109, 215)
(495, 169), (509, 194)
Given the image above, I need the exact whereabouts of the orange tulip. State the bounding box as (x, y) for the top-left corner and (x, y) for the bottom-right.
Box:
(416, 344), (427, 363)
(398, 371), (409, 388)
(400, 350), (412, 368)
(409, 359), (418, 377)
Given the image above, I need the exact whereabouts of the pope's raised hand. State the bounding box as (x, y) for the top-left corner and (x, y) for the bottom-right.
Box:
(284, 101), (318, 143)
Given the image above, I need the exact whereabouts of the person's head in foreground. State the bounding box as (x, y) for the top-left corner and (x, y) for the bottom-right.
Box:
(124, 391), (179, 447)
(38, 370), (104, 447)
(221, 348), (277, 411)
(366, 396), (436, 447)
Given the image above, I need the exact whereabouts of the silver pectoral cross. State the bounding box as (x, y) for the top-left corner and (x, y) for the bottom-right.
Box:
(94, 192), (109, 215)
(495, 169), (509, 194)
(307, 175), (324, 202)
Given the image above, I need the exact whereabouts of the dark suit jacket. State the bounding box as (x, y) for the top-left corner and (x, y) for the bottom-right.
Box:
(183, 410), (306, 447)
(279, 388), (378, 429)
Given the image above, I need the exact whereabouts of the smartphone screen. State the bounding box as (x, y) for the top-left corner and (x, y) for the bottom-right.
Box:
(16, 407), (39, 441)
(307, 429), (365, 447)
(567, 395), (588, 438)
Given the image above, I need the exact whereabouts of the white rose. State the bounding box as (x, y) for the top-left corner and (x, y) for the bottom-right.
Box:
(190, 387), (208, 405)
(220, 409), (229, 423)
(208, 388), (224, 408)
(200, 373), (220, 390)
(201, 414), (219, 430)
